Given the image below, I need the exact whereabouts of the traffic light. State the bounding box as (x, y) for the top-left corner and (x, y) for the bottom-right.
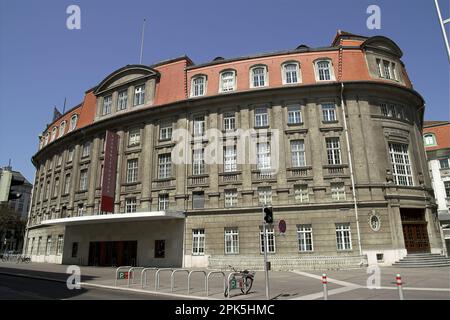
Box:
(0, 170), (24, 203)
(263, 206), (273, 224)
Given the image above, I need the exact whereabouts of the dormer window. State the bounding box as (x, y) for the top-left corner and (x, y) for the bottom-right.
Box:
(423, 133), (437, 147)
(282, 62), (300, 84)
(102, 95), (112, 115)
(51, 127), (57, 141)
(59, 121), (66, 138)
(134, 85), (145, 106)
(219, 70), (236, 93)
(314, 59), (335, 81)
(44, 133), (50, 146)
(250, 66), (268, 88)
(69, 115), (78, 131)
(191, 75), (207, 97)
(376, 58), (398, 81)
(117, 90), (128, 111)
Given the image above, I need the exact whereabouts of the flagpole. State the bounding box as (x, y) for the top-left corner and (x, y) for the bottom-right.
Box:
(139, 18), (146, 64)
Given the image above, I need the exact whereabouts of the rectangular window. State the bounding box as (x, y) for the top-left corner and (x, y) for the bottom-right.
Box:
(79, 169), (88, 191)
(68, 147), (74, 162)
(224, 189), (238, 208)
(336, 223), (352, 251)
(77, 204), (84, 216)
(56, 235), (64, 255)
(160, 122), (173, 140)
(223, 112), (236, 131)
(294, 185), (309, 203)
(389, 143), (413, 186)
(224, 146), (237, 172)
(192, 149), (205, 175)
(297, 225), (313, 252)
(155, 240), (165, 258)
(291, 140), (306, 167)
(117, 90), (128, 110)
(102, 95), (112, 115)
(81, 142), (90, 158)
(445, 181), (450, 198)
(255, 107), (268, 127)
(64, 174), (71, 194)
(45, 236), (52, 255)
(258, 186), (272, 205)
(158, 194), (169, 211)
(383, 60), (391, 80)
(284, 63), (299, 84)
(128, 128), (141, 146)
(252, 67), (266, 87)
(331, 182), (346, 201)
(326, 138), (341, 165)
(287, 105), (302, 124)
(192, 229), (205, 255)
(322, 103), (336, 122)
(134, 85), (145, 106)
(221, 72), (235, 92)
(317, 61), (331, 81)
(380, 103), (389, 117)
(257, 142), (271, 170)
(37, 236), (42, 255)
(53, 178), (59, 198)
(192, 77), (205, 97)
(125, 197), (137, 213)
(376, 58), (383, 77)
(192, 192), (205, 209)
(126, 159), (138, 183)
(260, 226), (275, 253)
(391, 63), (397, 81)
(71, 242), (78, 258)
(224, 228), (239, 254)
(439, 159), (450, 169)
(57, 154), (62, 167)
(158, 154), (171, 179)
(193, 115), (205, 137)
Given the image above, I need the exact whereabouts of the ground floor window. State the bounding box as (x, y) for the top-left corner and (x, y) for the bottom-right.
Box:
(336, 223), (352, 251)
(297, 224), (313, 252)
(224, 228), (239, 254)
(45, 236), (52, 255)
(155, 240), (165, 258)
(125, 198), (137, 213)
(56, 235), (64, 255)
(192, 229), (205, 255)
(72, 242), (78, 258)
(260, 226), (276, 253)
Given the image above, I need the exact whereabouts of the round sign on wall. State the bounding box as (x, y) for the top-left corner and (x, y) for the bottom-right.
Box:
(278, 220), (286, 233)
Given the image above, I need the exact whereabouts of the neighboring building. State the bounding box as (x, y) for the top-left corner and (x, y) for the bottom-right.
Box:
(423, 121), (450, 254)
(0, 166), (32, 252)
(24, 31), (444, 269)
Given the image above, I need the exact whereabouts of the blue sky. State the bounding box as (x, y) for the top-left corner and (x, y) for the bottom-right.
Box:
(0, 0), (449, 181)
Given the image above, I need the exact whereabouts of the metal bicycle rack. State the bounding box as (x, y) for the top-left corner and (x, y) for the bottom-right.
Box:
(187, 270), (207, 295)
(226, 272), (243, 299)
(170, 269), (190, 292)
(206, 271), (226, 296)
(140, 267), (157, 288)
(155, 268), (173, 290)
(127, 267), (145, 287)
(114, 266), (132, 287)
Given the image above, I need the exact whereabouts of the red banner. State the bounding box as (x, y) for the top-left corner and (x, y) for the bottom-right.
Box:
(101, 131), (119, 213)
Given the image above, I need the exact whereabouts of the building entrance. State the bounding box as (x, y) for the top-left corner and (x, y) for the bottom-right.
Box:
(88, 241), (137, 266)
(400, 209), (430, 253)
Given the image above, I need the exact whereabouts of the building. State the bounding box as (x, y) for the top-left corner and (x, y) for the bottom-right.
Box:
(23, 31), (445, 269)
(423, 121), (450, 253)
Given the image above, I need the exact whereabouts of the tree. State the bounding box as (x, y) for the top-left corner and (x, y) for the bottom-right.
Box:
(0, 203), (26, 252)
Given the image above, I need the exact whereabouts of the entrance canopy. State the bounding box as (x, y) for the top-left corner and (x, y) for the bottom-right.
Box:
(40, 211), (185, 227)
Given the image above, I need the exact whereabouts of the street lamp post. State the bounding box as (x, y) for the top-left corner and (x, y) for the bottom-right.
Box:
(262, 205), (270, 300)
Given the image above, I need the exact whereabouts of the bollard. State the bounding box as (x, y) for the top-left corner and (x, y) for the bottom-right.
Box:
(322, 273), (328, 300)
(396, 274), (404, 300)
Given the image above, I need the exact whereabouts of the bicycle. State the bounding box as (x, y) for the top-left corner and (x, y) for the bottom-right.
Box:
(16, 255), (31, 264)
(224, 265), (255, 297)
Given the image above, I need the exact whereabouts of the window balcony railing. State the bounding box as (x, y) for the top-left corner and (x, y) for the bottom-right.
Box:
(287, 166), (312, 179)
(188, 175), (209, 186)
(152, 178), (174, 189)
(219, 171), (242, 185)
(323, 164), (348, 176)
(252, 170), (276, 181)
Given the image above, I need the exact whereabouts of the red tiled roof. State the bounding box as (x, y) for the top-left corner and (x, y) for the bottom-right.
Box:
(423, 122), (450, 151)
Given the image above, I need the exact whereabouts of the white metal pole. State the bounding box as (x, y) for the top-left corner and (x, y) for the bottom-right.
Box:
(139, 18), (146, 64)
(396, 274), (404, 300)
(434, 0), (450, 63)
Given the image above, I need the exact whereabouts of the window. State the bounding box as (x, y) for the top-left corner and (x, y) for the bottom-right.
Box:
(160, 121), (172, 140)
(59, 121), (66, 138)
(128, 128), (141, 146)
(126, 159), (138, 183)
(158, 194), (169, 211)
(439, 158), (450, 169)
(287, 105), (302, 124)
(389, 143), (413, 186)
(69, 115), (78, 131)
(56, 235), (64, 255)
(223, 112), (236, 131)
(57, 154), (62, 167)
(102, 95), (112, 115)
(283, 62), (300, 84)
(155, 240), (165, 258)
(192, 229), (205, 255)
(445, 181), (450, 198)
(258, 187), (272, 205)
(125, 197), (137, 213)
(134, 85), (145, 106)
(220, 71), (236, 92)
(251, 66), (267, 88)
(322, 103), (336, 122)
(326, 138), (341, 165)
(255, 107), (269, 127)
(193, 149), (205, 175)
(117, 90), (128, 110)
(380, 103), (389, 117)
(192, 191), (205, 209)
(224, 228), (239, 254)
(316, 60), (333, 81)
(331, 182), (346, 201)
(297, 225), (313, 252)
(37, 237), (42, 255)
(77, 204), (85, 216)
(45, 236), (52, 255)
(225, 189), (238, 207)
(291, 140), (306, 167)
(423, 134), (436, 147)
(68, 147), (74, 162)
(71, 242), (78, 258)
(383, 60), (391, 80)
(257, 142), (271, 170)
(53, 178), (59, 198)
(376, 59), (383, 77)
(224, 146), (237, 172)
(191, 76), (206, 97)
(51, 127), (57, 141)
(391, 63), (398, 81)
(193, 115), (205, 137)
(79, 169), (88, 191)
(64, 174), (71, 194)
(45, 181), (51, 200)
(81, 142), (90, 158)
(336, 223), (352, 251)
(44, 133), (50, 146)
(158, 154), (171, 179)
(294, 185), (309, 203)
(260, 226), (275, 253)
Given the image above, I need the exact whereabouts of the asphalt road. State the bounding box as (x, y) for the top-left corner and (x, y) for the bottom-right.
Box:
(0, 274), (182, 300)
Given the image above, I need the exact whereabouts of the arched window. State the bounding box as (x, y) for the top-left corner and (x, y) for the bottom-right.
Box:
(250, 65), (268, 88)
(282, 62), (300, 84)
(219, 70), (236, 92)
(69, 114), (78, 132)
(314, 59), (335, 81)
(59, 121), (66, 138)
(191, 75), (207, 97)
(44, 133), (50, 146)
(423, 133), (436, 147)
(51, 127), (57, 141)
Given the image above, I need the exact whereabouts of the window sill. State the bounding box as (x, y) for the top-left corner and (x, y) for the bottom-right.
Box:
(322, 120), (339, 124)
(287, 122), (304, 126)
(254, 125), (270, 129)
